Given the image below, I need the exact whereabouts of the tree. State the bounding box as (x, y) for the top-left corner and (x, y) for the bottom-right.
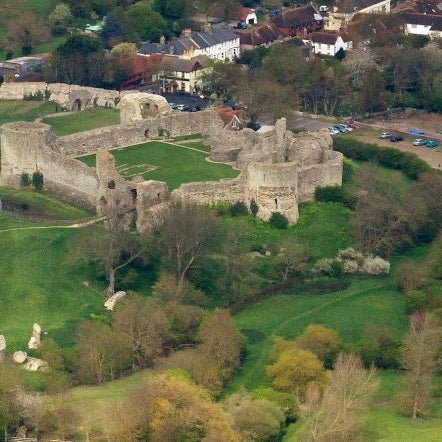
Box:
(48, 35), (106, 87)
(198, 309), (244, 383)
(223, 390), (284, 441)
(397, 312), (441, 418)
(273, 238), (311, 281)
(75, 321), (132, 384)
(344, 45), (378, 89)
(153, 0), (193, 20)
(113, 296), (170, 367)
(111, 42), (137, 55)
(105, 372), (241, 441)
(0, 363), (24, 439)
(127, 3), (167, 42)
(49, 3), (73, 34)
(155, 202), (221, 294)
(32, 171), (44, 191)
(266, 348), (326, 398)
(73, 216), (144, 296)
(299, 353), (378, 441)
(207, 0), (242, 21)
(269, 212), (289, 229)
(296, 324), (342, 364)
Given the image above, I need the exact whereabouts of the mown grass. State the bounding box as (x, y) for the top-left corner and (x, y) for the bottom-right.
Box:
(0, 187), (92, 220)
(44, 108), (121, 136)
(79, 141), (239, 190)
(0, 100), (58, 126)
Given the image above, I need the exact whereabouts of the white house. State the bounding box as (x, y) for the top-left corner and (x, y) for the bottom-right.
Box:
(155, 55), (210, 94)
(139, 27), (240, 62)
(401, 13), (442, 38)
(325, 0), (391, 29)
(310, 32), (352, 55)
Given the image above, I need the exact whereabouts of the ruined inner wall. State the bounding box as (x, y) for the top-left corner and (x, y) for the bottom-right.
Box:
(0, 82), (124, 110)
(0, 122), (98, 209)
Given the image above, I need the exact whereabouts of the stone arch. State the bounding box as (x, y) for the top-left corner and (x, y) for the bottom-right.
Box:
(72, 99), (82, 112)
(108, 180), (116, 189)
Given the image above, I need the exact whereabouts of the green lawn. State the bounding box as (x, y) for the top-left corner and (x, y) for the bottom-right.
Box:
(0, 187), (92, 220)
(0, 100), (59, 126)
(79, 141), (239, 190)
(44, 108), (121, 136)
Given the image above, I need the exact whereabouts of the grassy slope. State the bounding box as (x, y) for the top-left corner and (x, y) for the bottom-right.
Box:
(79, 141), (239, 190)
(0, 100), (59, 126)
(44, 108), (121, 136)
(0, 187), (91, 220)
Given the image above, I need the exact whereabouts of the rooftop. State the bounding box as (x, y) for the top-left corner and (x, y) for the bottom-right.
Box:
(400, 12), (442, 29)
(334, 0), (389, 13)
(235, 24), (282, 46)
(272, 5), (323, 28)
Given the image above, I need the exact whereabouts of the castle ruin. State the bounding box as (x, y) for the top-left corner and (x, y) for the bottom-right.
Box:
(0, 86), (343, 229)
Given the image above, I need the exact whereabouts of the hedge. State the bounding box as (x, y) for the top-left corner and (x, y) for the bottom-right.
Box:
(334, 137), (431, 180)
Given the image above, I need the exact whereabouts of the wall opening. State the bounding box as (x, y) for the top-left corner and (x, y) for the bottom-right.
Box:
(73, 99), (82, 112)
(108, 180), (115, 189)
(275, 198), (278, 209)
(144, 128), (150, 138)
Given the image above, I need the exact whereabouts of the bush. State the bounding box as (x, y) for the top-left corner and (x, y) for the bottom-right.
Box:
(334, 137), (430, 180)
(360, 256), (391, 275)
(405, 290), (429, 314)
(24, 90), (44, 101)
(32, 171), (44, 190)
(20, 172), (31, 187)
(230, 201), (249, 217)
(250, 198), (259, 217)
(315, 186), (356, 208)
(269, 212), (288, 229)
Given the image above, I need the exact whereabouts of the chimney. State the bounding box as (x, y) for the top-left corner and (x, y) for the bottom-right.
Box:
(203, 22), (212, 32)
(182, 28), (192, 38)
(160, 35), (166, 45)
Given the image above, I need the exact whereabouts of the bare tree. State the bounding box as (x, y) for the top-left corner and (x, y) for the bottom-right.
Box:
(299, 353), (378, 441)
(73, 214), (144, 296)
(155, 202), (221, 294)
(344, 45), (378, 89)
(397, 312), (441, 419)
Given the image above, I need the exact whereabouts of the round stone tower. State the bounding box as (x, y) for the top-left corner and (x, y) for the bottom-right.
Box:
(0, 122), (55, 187)
(245, 162), (299, 223)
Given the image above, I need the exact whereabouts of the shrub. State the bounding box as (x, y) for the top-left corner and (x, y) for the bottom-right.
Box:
(360, 256), (390, 275)
(334, 137), (430, 180)
(230, 201), (249, 217)
(395, 262), (426, 292)
(32, 171), (44, 190)
(269, 212), (288, 229)
(313, 258), (343, 277)
(250, 198), (259, 217)
(20, 172), (31, 187)
(342, 160), (354, 184)
(405, 290), (429, 314)
(24, 90), (44, 101)
(315, 185), (356, 209)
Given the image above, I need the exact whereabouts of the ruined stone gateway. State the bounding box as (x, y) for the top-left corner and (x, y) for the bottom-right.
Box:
(0, 90), (343, 230)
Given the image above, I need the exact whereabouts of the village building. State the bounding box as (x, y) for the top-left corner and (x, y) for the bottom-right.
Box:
(400, 12), (442, 37)
(154, 55), (210, 94)
(0, 57), (46, 80)
(271, 5), (324, 37)
(139, 27), (240, 61)
(234, 23), (283, 50)
(325, 0), (391, 30)
(399, 0), (442, 14)
(309, 32), (353, 55)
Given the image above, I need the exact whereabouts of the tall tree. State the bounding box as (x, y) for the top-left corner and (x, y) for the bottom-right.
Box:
(299, 353), (378, 441)
(397, 312), (441, 418)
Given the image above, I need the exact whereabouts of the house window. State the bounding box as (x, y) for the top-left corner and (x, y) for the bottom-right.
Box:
(181, 82), (186, 91)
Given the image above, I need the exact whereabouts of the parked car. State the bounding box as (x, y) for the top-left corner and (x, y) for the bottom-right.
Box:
(340, 124), (353, 132)
(413, 138), (427, 146)
(234, 22), (248, 29)
(389, 135), (404, 142)
(333, 125), (347, 133)
(426, 140), (439, 148)
(169, 102), (178, 110)
(344, 120), (359, 129)
(380, 132), (392, 139)
(328, 127), (340, 135)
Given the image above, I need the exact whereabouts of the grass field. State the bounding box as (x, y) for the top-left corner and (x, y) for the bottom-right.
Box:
(0, 187), (92, 220)
(79, 140), (239, 189)
(0, 100), (59, 126)
(44, 108), (121, 136)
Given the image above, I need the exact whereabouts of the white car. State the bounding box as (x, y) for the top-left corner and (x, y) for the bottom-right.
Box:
(176, 104), (186, 111)
(380, 132), (392, 139)
(328, 127), (340, 135)
(341, 124), (354, 132)
(413, 138), (427, 146)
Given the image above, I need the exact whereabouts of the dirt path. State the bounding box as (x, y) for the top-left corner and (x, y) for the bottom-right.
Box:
(0, 216), (105, 233)
(34, 111), (78, 123)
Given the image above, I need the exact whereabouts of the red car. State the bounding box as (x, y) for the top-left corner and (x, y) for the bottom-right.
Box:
(344, 119), (360, 130)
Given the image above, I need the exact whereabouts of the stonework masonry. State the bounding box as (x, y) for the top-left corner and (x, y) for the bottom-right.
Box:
(0, 92), (343, 228)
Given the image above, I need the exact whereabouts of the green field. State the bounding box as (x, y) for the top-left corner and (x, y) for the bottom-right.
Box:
(0, 100), (58, 127)
(44, 108), (121, 136)
(79, 141), (239, 189)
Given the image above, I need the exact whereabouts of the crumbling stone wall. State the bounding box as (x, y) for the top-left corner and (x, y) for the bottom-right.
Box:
(0, 122), (98, 208)
(0, 82), (124, 110)
(0, 93), (343, 229)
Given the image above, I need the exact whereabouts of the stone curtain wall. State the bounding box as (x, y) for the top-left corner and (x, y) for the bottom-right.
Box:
(0, 82), (124, 110)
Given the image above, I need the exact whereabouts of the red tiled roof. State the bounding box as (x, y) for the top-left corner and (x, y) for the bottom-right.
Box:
(232, 7), (256, 22)
(235, 24), (282, 46)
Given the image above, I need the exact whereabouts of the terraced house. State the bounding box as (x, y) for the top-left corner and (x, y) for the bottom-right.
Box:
(140, 27), (240, 61)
